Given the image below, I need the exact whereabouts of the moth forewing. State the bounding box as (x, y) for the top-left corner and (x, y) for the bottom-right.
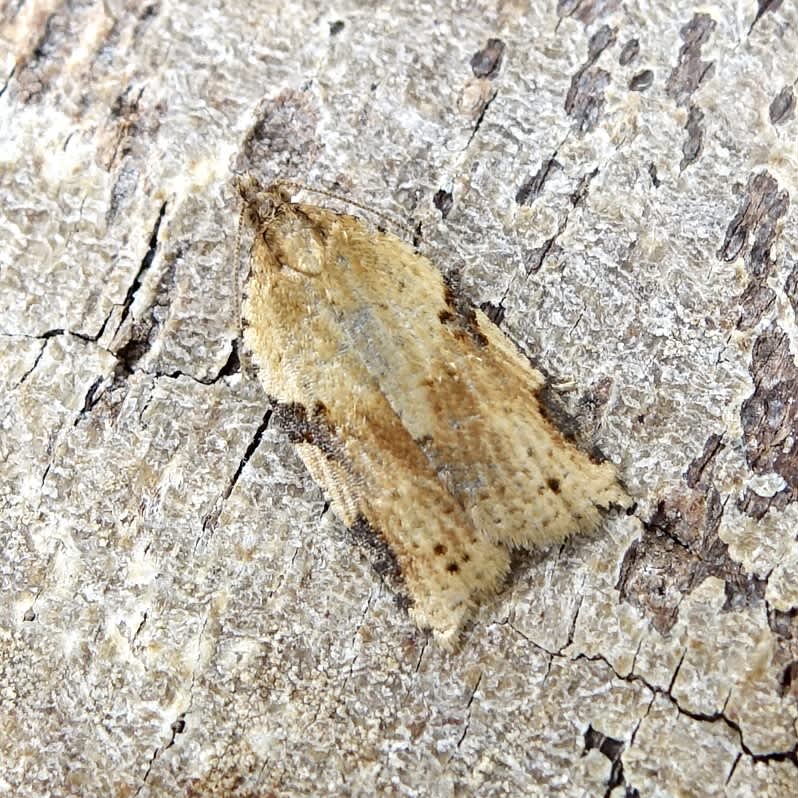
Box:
(238, 177), (628, 647)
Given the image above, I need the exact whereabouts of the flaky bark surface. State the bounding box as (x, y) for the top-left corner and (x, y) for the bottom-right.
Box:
(1, 1), (796, 796)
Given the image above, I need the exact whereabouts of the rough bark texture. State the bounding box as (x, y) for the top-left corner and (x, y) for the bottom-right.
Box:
(1, 1), (797, 796)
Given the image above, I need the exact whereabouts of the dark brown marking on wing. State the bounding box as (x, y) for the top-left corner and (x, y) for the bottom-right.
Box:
(272, 401), (344, 462)
(533, 387), (613, 466)
(532, 386), (579, 446)
(349, 514), (408, 599)
(440, 273), (489, 348)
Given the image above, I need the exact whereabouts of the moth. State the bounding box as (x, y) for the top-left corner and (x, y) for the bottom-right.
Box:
(236, 176), (627, 647)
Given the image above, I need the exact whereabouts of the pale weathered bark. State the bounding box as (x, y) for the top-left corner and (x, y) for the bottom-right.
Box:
(1, 1), (796, 796)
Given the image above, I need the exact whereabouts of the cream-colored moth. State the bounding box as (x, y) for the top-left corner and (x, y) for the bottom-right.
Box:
(237, 177), (627, 648)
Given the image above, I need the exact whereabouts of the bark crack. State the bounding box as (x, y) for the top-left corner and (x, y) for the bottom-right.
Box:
(340, 591), (374, 694)
(0, 64), (15, 97)
(505, 622), (798, 792)
(462, 88), (497, 152)
(455, 671), (483, 749)
(577, 650), (798, 766)
(200, 409), (272, 539)
(748, 0), (784, 35)
(133, 609), (209, 795)
(14, 338), (47, 386)
(112, 201), (169, 370)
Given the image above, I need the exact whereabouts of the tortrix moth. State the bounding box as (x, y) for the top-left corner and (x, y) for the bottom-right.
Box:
(237, 176), (627, 647)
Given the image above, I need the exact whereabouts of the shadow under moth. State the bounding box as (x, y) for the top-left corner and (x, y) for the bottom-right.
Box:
(237, 176), (628, 648)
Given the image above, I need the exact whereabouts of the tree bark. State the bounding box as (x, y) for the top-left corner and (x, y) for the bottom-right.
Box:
(1, 1), (796, 796)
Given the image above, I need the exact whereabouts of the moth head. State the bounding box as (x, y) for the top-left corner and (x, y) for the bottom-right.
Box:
(235, 174), (294, 229)
(235, 175), (326, 278)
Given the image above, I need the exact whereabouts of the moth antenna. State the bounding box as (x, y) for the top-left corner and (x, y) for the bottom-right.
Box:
(275, 179), (416, 239)
(233, 198), (246, 339)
